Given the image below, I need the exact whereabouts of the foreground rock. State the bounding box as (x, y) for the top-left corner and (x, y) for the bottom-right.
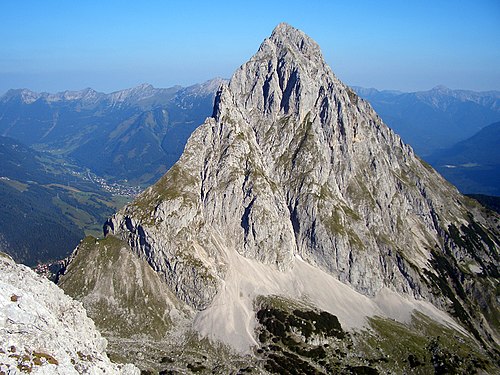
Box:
(0, 252), (139, 374)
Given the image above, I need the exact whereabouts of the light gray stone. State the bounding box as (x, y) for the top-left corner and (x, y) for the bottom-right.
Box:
(0, 253), (139, 375)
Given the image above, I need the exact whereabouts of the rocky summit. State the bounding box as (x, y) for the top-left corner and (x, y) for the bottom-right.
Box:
(60, 23), (499, 373)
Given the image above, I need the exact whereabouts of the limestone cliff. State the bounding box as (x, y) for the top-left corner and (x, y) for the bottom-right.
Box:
(62, 23), (499, 372)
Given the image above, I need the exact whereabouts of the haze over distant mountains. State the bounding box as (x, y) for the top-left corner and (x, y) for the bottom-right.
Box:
(353, 85), (500, 157)
(0, 78), (225, 185)
(428, 121), (500, 196)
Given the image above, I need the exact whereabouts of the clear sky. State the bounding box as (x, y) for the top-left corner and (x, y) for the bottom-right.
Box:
(1, 0), (499, 94)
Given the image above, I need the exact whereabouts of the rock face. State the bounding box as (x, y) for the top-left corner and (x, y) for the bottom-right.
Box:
(63, 23), (498, 370)
(0, 252), (139, 374)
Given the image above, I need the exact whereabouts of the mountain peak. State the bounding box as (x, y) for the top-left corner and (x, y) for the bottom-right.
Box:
(431, 84), (451, 92)
(109, 83), (157, 104)
(270, 22), (305, 41)
(0, 88), (41, 104)
(65, 24), (499, 363)
(270, 22), (317, 50)
(261, 22), (323, 65)
(134, 82), (154, 91)
(46, 87), (102, 103)
(219, 23), (337, 124)
(182, 77), (228, 97)
(272, 22), (294, 33)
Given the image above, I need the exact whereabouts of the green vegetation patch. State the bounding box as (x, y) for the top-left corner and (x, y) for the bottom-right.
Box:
(253, 295), (376, 374)
(0, 178), (29, 192)
(58, 236), (123, 298)
(466, 194), (500, 215)
(322, 208), (345, 236)
(130, 163), (199, 222)
(59, 235), (176, 340)
(253, 296), (498, 374)
(355, 313), (497, 374)
(347, 176), (376, 209)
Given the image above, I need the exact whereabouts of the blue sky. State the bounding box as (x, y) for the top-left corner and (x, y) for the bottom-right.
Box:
(1, 0), (499, 94)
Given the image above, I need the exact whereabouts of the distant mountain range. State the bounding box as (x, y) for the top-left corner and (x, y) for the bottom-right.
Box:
(0, 80), (224, 265)
(0, 78), (225, 185)
(353, 85), (500, 157)
(427, 121), (500, 196)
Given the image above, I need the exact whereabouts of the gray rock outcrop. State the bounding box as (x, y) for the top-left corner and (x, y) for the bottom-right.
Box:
(0, 252), (139, 374)
(100, 23), (498, 350)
